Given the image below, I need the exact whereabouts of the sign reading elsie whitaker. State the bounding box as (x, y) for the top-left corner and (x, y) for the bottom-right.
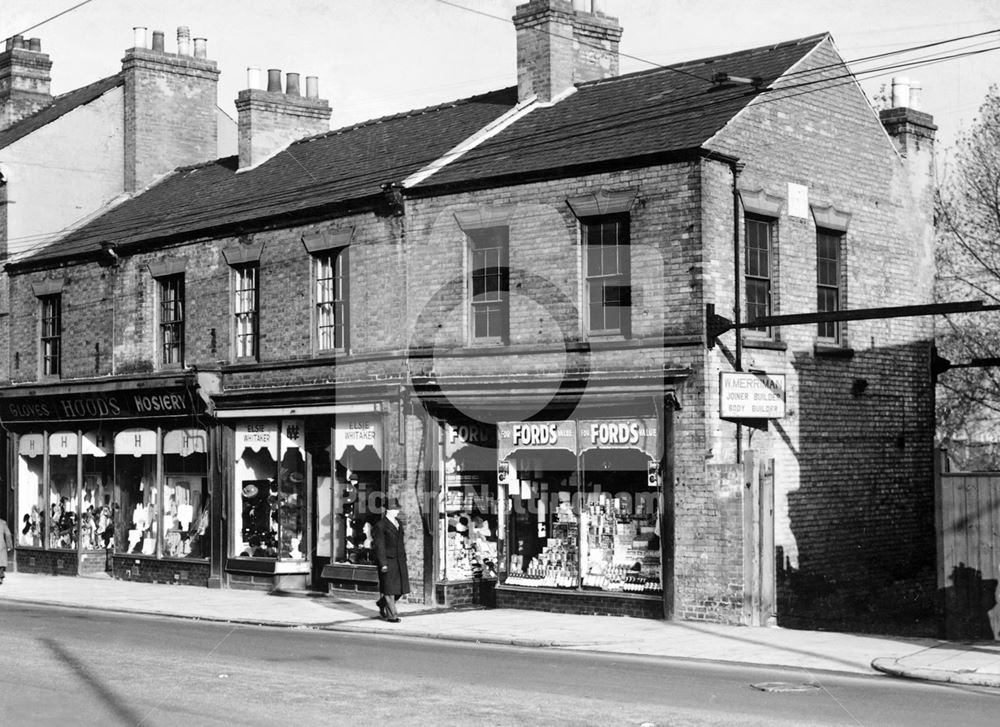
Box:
(0, 387), (199, 423)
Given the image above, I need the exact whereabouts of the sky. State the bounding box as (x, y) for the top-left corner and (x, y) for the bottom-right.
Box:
(3, 0), (1000, 165)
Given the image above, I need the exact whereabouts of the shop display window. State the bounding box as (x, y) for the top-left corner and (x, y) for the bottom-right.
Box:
(440, 422), (498, 581)
(115, 428), (158, 555)
(505, 450), (580, 589)
(48, 432), (79, 550)
(162, 429), (210, 559)
(81, 430), (114, 551)
(17, 435), (45, 547)
(233, 420), (306, 560)
(332, 415), (384, 566)
(501, 420), (663, 595)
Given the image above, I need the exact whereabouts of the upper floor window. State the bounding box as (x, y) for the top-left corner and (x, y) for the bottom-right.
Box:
(745, 215), (775, 335)
(233, 264), (259, 360)
(584, 214), (630, 337)
(316, 248), (347, 351)
(158, 274), (185, 366)
(816, 229), (843, 342)
(469, 227), (509, 343)
(40, 294), (61, 377)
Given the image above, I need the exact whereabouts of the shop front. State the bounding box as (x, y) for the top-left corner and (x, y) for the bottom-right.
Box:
(216, 402), (387, 592)
(494, 416), (666, 618)
(1, 375), (215, 586)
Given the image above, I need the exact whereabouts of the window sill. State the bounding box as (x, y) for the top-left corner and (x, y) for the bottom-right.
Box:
(814, 343), (855, 359)
(741, 337), (787, 351)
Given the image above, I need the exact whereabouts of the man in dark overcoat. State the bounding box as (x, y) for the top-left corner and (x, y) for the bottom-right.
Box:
(372, 496), (409, 622)
(0, 517), (13, 584)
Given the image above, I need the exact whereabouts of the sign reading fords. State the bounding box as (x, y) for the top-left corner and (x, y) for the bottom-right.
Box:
(0, 387), (197, 423)
(719, 372), (786, 419)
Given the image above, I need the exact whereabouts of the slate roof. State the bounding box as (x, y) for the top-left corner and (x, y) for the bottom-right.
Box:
(11, 33), (828, 269)
(412, 34), (828, 190)
(0, 74), (122, 150)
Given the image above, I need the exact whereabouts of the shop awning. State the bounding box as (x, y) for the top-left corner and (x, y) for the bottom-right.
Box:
(18, 433), (43, 457)
(334, 414), (382, 461)
(49, 431), (78, 458)
(497, 421), (577, 460)
(114, 428), (157, 457)
(578, 418), (661, 461)
(235, 421), (278, 459)
(163, 428), (207, 456)
(82, 430), (113, 456)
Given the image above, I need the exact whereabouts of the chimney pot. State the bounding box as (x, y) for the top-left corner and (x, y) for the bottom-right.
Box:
(176, 26), (191, 56)
(12, 35), (25, 49)
(592, 0), (607, 13)
(891, 76), (911, 109)
(266, 69), (282, 92)
(246, 67), (262, 90)
(909, 80), (922, 111)
(152, 30), (165, 52)
(306, 76), (319, 99)
(193, 37), (207, 59)
(572, 0), (588, 10)
(28, 37), (42, 52)
(132, 27), (147, 50)
(286, 72), (301, 96)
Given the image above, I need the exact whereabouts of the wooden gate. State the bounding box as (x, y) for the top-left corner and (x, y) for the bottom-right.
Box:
(936, 450), (1000, 640)
(743, 452), (775, 627)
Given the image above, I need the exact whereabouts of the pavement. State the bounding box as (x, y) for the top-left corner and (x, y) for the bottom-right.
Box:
(2, 572), (999, 687)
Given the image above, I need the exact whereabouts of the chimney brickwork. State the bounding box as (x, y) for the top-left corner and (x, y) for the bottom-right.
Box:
(235, 72), (331, 169)
(122, 28), (220, 193)
(0, 36), (53, 131)
(513, 0), (622, 103)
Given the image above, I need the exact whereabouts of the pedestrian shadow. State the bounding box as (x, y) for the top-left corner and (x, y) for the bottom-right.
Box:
(39, 636), (145, 726)
(940, 563), (999, 641)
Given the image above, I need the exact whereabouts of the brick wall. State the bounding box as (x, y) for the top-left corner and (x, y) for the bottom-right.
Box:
(112, 555), (211, 587)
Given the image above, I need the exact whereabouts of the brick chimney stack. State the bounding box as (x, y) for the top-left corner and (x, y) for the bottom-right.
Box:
(0, 35), (53, 131)
(235, 68), (331, 169)
(880, 76), (936, 200)
(513, 0), (622, 103)
(122, 26), (220, 193)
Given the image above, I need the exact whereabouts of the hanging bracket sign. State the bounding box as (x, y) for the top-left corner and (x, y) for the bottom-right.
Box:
(720, 372), (786, 419)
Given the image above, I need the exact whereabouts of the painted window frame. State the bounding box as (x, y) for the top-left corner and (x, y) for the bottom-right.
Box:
(40, 293), (62, 378)
(315, 247), (348, 352)
(816, 228), (844, 343)
(468, 226), (510, 344)
(744, 214), (776, 337)
(583, 213), (631, 338)
(233, 263), (259, 361)
(157, 273), (185, 367)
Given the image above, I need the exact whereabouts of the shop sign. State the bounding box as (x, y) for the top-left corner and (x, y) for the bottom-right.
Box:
(497, 420), (577, 460)
(720, 372), (786, 419)
(48, 431), (79, 458)
(335, 415), (382, 461)
(0, 386), (198, 424)
(578, 418), (659, 460)
(236, 421), (278, 459)
(443, 421), (496, 456)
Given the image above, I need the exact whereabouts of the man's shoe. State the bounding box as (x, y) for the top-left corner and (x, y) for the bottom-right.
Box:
(388, 617), (400, 623)
(375, 598), (388, 619)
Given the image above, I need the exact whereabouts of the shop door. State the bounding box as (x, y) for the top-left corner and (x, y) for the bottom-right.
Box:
(742, 451), (775, 626)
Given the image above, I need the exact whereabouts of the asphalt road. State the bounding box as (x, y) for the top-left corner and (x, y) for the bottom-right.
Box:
(0, 602), (997, 726)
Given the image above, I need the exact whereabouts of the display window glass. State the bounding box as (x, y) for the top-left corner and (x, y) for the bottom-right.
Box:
(501, 418), (663, 595)
(162, 429), (210, 559)
(17, 434), (45, 547)
(332, 415), (383, 566)
(439, 421), (498, 581)
(115, 428), (158, 555)
(48, 432), (79, 550)
(81, 430), (113, 552)
(233, 420), (307, 560)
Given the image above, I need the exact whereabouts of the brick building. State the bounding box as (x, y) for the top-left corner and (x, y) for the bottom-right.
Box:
(0, 0), (938, 634)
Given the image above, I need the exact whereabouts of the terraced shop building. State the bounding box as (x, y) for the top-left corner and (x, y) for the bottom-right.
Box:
(1, 0), (937, 634)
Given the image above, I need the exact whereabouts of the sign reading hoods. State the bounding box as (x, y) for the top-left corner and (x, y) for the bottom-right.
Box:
(0, 386), (200, 424)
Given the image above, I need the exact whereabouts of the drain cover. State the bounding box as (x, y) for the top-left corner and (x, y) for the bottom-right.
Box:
(750, 681), (820, 693)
